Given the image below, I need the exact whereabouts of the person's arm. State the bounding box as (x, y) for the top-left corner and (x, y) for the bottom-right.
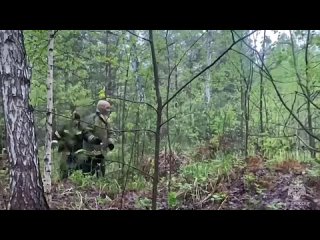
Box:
(52, 126), (68, 150)
(81, 121), (102, 145)
(106, 120), (115, 151)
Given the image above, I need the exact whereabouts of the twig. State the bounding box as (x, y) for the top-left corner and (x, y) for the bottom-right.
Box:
(218, 196), (228, 210)
(159, 115), (176, 128)
(107, 95), (157, 112)
(104, 159), (154, 179)
(113, 129), (156, 134)
(296, 134), (320, 152)
(232, 31), (320, 143)
(98, 183), (107, 197)
(168, 31), (206, 80)
(248, 134), (296, 138)
(283, 91), (298, 131)
(107, 207), (119, 210)
(24, 106), (156, 133)
(231, 30), (235, 43)
(52, 30), (59, 38)
(126, 30), (150, 42)
(289, 31), (308, 93)
(61, 187), (73, 196)
(120, 125), (138, 209)
(200, 193), (213, 205)
(296, 89), (320, 111)
(95, 197), (99, 210)
(163, 30), (256, 108)
(76, 191), (83, 209)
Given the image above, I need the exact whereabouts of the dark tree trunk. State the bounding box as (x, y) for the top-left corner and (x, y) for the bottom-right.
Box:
(259, 31), (266, 155)
(305, 31), (316, 158)
(0, 30), (49, 210)
(149, 30), (162, 210)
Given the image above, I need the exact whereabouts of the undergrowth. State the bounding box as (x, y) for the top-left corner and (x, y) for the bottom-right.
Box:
(21, 139), (320, 210)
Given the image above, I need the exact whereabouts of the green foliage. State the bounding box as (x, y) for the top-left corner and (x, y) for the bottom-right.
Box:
(20, 30), (320, 210)
(243, 173), (256, 189)
(168, 191), (179, 208)
(210, 192), (227, 204)
(266, 202), (286, 210)
(98, 87), (106, 99)
(69, 170), (97, 189)
(68, 170), (125, 195)
(181, 153), (236, 185)
(261, 138), (291, 155)
(306, 162), (320, 178)
(135, 197), (152, 209)
(125, 179), (148, 191)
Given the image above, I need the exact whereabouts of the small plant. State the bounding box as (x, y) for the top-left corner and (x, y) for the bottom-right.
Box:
(246, 198), (263, 209)
(307, 165), (320, 178)
(177, 182), (192, 192)
(181, 153), (236, 184)
(126, 175), (149, 191)
(254, 183), (265, 195)
(210, 192), (227, 204)
(96, 196), (111, 205)
(69, 170), (85, 185)
(69, 170), (96, 189)
(168, 191), (179, 209)
(266, 202), (285, 210)
(135, 197), (152, 209)
(243, 173), (256, 189)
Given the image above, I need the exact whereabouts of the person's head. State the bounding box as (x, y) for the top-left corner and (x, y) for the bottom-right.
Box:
(97, 100), (111, 116)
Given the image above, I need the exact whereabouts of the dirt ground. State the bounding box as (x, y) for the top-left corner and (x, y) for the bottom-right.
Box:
(1, 155), (320, 210)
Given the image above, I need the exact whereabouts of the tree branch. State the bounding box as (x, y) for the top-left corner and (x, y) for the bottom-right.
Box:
(113, 129), (156, 134)
(107, 95), (157, 112)
(289, 31), (308, 94)
(162, 30), (256, 108)
(168, 31), (206, 80)
(52, 30), (59, 38)
(233, 31), (320, 143)
(29, 107), (155, 134)
(296, 90), (320, 111)
(126, 30), (150, 42)
(231, 31), (235, 43)
(283, 91), (298, 131)
(160, 116), (176, 128)
(249, 134), (296, 138)
(296, 134), (320, 152)
(106, 160), (154, 179)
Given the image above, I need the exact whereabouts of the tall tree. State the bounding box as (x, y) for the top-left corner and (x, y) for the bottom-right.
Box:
(205, 30), (212, 104)
(43, 30), (55, 202)
(149, 30), (162, 210)
(259, 31), (266, 142)
(0, 30), (49, 210)
(290, 30), (316, 157)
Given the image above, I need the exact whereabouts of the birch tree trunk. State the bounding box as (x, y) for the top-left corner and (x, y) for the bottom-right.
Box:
(0, 30), (49, 210)
(43, 30), (55, 202)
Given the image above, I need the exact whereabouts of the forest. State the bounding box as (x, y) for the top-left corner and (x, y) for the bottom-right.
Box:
(1, 30), (320, 210)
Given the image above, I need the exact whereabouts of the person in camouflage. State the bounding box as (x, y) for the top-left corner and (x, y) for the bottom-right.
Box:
(82, 100), (115, 177)
(53, 111), (102, 179)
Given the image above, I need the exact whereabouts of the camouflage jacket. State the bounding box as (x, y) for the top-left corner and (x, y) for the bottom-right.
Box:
(82, 111), (115, 155)
(53, 122), (84, 154)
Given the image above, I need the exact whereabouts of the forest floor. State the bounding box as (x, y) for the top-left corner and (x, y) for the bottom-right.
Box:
(1, 152), (320, 210)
